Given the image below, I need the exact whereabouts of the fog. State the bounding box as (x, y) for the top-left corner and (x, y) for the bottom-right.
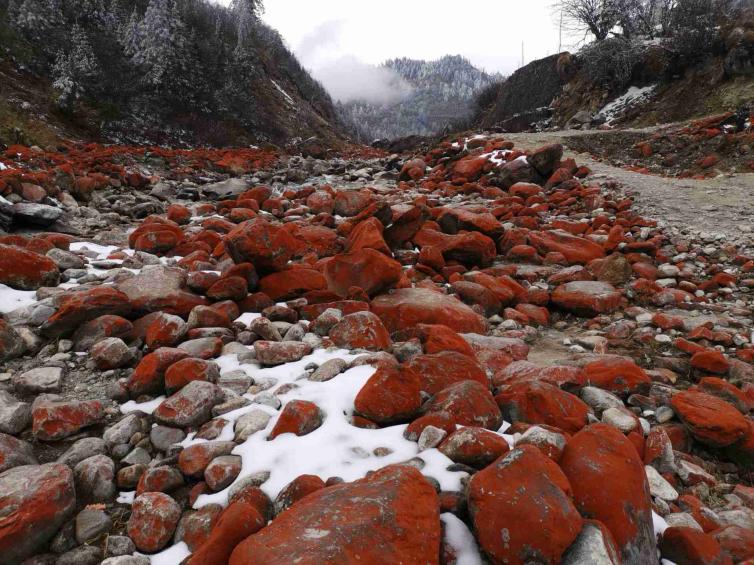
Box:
(296, 20), (412, 105)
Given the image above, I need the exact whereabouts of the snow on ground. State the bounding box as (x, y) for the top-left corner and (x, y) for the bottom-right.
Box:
(144, 345), (510, 562)
(0, 162), (7, 170)
(598, 84), (657, 124)
(0, 284), (38, 314)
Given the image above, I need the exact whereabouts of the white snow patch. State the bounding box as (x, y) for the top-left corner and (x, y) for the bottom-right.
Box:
(652, 510), (669, 536)
(120, 396), (165, 415)
(145, 542), (190, 565)
(182, 350), (469, 508)
(441, 513), (483, 565)
(235, 312), (262, 326)
(69, 242), (120, 260)
(0, 162), (7, 171)
(117, 490), (135, 505)
(598, 85), (657, 124)
(0, 284), (38, 314)
(271, 80), (296, 106)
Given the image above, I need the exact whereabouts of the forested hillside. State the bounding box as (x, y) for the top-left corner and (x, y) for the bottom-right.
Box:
(337, 55), (501, 141)
(0, 0), (343, 147)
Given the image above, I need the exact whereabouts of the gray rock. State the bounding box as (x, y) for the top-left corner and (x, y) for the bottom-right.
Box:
(74, 454), (116, 503)
(562, 520), (620, 564)
(417, 425), (446, 451)
(13, 202), (62, 226)
(234, 409), (272, 441)
(154, 380), (224, 428)
(0, 390), (31, 434)
(102, 556), (150, 565)
(75, 507), (113, 543)
(0, 432), (37, 473)
(645, 465), (678, 501)
(104, 535), (136, 557)
(91, 337), (135, 369)
(150, 425), (186, 452)
(580, 386), (624, 415)
(217, 369), (253, 395)
(202, 177), (249, 200)
(12, 366), (63, 394)
(309, 358), (347, 382)
(120, 446), (152, 466)
(601, 407), (638, 433)
(57, 437), (108, 468)
(664, 512), (703, 531)
(103, 413), (146, 447)
(56, 545), (102, 565)
(46, 248), (86, 270)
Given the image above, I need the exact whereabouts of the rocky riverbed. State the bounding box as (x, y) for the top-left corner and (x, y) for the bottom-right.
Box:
(1, 134), (754, 564)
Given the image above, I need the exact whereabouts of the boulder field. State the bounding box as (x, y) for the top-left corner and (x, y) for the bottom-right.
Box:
(0, 136), (752, 564)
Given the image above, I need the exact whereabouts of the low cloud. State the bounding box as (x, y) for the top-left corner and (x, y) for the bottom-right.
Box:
(296, 20), (413, 105)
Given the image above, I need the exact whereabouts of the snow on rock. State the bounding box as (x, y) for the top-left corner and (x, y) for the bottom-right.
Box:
(597, 84), (657, 124)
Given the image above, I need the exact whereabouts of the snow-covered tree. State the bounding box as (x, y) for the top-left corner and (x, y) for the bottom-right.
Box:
(119, 8), (142, 57)
(231, 0), (262, 52)
(131, 0), (195, 99)
(10, 0), (64, 40)
(52, 25), (100, 110)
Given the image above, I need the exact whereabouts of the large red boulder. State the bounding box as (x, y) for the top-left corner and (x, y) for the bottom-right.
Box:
(117, 265), (207, 318)
(187, 502), (266, 565)
(0, 463), (76, 564)
(495, 380), (590, 434)
(424, 380), (502, 430)
(258, 268), (326, 301)
(670, 390), (750, 448)
(224, 218), (298, 272)
(328, 311), (392, 351)
(354, 365), (421, 425)
(42, 286), (131, 337)
(551, 281), (622, 316)
(406, 351), (488, 395)
(323, 248), (402, 297)
(127, 492), (182, 553)
(269, 400), (323, 439)
(32, 396), (104, 441)
(468, 445), (582, 564)
(0, 245), (59, 290)
(372, 288), (487, 334)
(229, 465), (440, 564)
(127, 347), (189, 397)
(581, 357), (651, 395)
(660, 526), (731, 565)
(560, 423), (656, 564)
(529, 230), (605, 265)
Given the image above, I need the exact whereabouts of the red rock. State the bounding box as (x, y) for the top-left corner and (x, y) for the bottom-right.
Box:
(229, 465), (440, 565)
(269, 400), (323, 439)
(145, 312), (188, 350)
(495, 381), (590, 434)
(417, 324), (476, 357)
(154, 381), (223, 428)
(258, 268), (326, 301)
(529, 143), (564, 176)
(254, 341), (312, 365)
(438, 427), (509, 468)
(560, 423), (656, 564)
(581, 357), (651, 395)
(693, 377), (750, 414)
(127, 492), (181, 553)
(205, 455), (242, 491)
(712, 525), (754, 562)
(72, 315), (133, 350)
(400, 158), (428, 181)
(42, 286), (132, 337)
(354, 365), (421, 425)
(117, 265), (208, 318)
(691, 350), (731, 375)
(224, 218), (298, 272)
(328, 311), (392, 351)
(178, 505), (223, 552)
(324, 248), (402, 297)
(551, 281), (622, 316)
(670, 390), (749, 448)
(0, 463), (76, 563)
(136, 465), (184, 497)
(188, 502), (265, 565)
(451, 280), (502, 316)
(274, 474), (327, 515)
(167, 203), (191, 225)
(345, 217), (391, 255)
(32, 396), (104, 441)
(178, 441), (236, 477)
(529, 230), (605, 265)
(372, 288), (487, 334)
(468, 445), (582, 564)
(0, 244), (59, 290)
(406, 351), (488, 395)
(453, 156), (488, 180)
(207, 276), (248, 301)
(333, 189), (374, 217)
(165, 358), (219, 393)
(660, 526), (732, 565)
(424, 380), (502, 430)
(127, 347), (189, 396)
(492, 360), (585, 389)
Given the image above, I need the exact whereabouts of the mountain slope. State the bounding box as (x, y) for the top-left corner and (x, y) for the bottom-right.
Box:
(0, 0), (344, 149)
(337, 55), (500, 141)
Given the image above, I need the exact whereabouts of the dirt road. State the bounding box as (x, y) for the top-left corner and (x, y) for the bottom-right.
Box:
(505, 130), (754, 244)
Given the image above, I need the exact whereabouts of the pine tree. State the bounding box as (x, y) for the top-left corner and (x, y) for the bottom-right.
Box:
(231, 0), (261, 52)
(11, 0), (63, 41)
(52, 25), (100, 110)
(119, 8), (142, 57)
(131, 0), (188, 96)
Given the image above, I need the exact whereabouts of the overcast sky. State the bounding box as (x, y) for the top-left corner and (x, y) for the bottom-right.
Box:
(217, 1), (571, 102)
